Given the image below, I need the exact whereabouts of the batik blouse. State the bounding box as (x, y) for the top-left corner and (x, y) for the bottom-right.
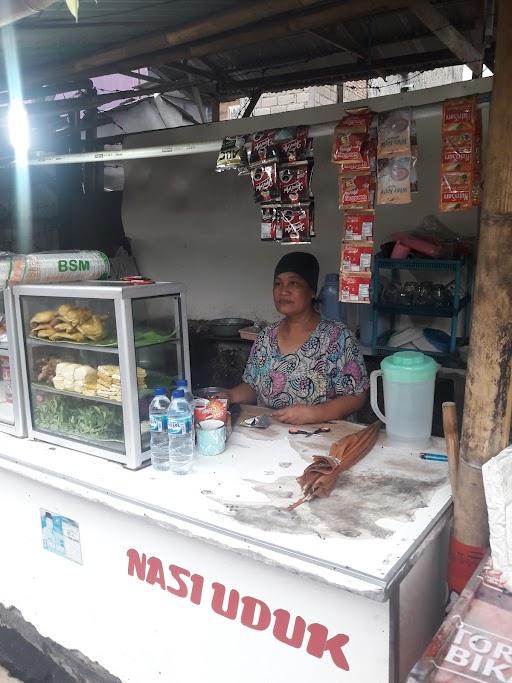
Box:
(242, 320), (369, 409)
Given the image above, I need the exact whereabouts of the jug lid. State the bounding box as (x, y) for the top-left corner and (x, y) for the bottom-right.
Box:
(381, 351), (439, 383)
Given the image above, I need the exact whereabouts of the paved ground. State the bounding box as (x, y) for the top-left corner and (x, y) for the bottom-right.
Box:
(0, 666), (22, 682)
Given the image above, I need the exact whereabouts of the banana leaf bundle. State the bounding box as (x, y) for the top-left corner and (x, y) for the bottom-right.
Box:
(288, 421), (381, 510)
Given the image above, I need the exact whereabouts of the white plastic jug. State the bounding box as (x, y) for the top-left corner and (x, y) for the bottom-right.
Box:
(370, 351), (439, 444)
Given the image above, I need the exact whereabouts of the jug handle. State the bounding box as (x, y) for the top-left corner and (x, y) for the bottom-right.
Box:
(370, 370), (386, 423)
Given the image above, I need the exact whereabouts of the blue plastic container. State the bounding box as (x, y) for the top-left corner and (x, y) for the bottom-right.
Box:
(318, 273), (347, 323)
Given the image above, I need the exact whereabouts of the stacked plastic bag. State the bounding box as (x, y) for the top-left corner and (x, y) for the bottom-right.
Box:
(0, 251), (109, 288)
(483, 444), (512, 589)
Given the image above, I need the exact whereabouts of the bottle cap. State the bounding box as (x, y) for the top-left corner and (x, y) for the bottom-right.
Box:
(154, 387), (167, 396)
(172, 389), (185, 399)
(176, 379), (188, 388)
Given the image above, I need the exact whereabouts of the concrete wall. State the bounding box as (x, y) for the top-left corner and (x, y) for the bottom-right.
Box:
(122, 78), (491, 323)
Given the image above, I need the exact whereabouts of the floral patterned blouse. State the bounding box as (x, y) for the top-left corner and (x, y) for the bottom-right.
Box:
(242, 320), (369, 409)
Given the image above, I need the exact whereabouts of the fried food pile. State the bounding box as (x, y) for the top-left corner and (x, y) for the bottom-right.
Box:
(50, 362), (147, 401)
(30, 305), (108, 343)
(96, 365), (147, 402)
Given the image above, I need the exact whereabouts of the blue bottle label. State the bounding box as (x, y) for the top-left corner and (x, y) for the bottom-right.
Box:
(150, 415), (167, 433)
(168, 416), (192, 435)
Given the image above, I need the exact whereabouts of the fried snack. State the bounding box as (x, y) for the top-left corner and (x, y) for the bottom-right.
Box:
(77, 314), (107, 341)
(30, 310), (57, 326)
(50, 331), (86, 342)
(53, 322), (75, 332)
(36, 328), (55, 338)
(57, 305), (92, 326)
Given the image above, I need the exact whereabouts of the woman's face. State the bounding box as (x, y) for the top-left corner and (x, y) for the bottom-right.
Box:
(273, 272), (314, 317)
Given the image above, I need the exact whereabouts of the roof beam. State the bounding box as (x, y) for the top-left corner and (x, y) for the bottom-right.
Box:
(218, 48), (488, 97)
(242, 90), (263, 118)
(409, 0), (483, 75)
(19, 0), (411, 89)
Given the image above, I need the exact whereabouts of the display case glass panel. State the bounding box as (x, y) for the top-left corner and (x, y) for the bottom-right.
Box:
(15, 282), (190, 467)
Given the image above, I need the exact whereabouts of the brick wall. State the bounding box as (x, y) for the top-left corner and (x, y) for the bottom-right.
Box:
(219, 85), (339, 120)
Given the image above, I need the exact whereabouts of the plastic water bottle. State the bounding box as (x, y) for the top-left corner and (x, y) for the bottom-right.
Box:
(149, 388), (171, 471)
(176, 378), (195, 437)
(168, 389), (194, 475)
(318, 273), (347, 322)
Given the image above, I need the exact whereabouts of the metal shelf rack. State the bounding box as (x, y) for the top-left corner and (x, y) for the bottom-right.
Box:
(371, 255), (473, 356)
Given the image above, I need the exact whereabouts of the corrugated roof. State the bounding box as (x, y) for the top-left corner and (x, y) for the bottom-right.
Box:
(0, 0), (495, 112)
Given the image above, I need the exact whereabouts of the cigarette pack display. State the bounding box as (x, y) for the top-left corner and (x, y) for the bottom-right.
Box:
(342, 244), (374, 272)
(340, 273), (371, 304)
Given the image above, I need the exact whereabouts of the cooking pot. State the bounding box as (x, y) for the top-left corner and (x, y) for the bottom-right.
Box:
(208, 318), (254, 338)
(194, 386), (227, 399)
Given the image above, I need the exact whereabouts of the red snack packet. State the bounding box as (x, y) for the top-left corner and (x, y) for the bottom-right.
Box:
(280, 204), (312, 244)
(442, 96), (477, 133)
(251, 163), (280, 203)
(344, 213), (374, 241)
(441, 133), (475, 172)
(339, 175), (375, 210)
(249, 129), (278, 165)
(340, 273), (371, 303)
(260, 205), (282, 241)
(440, 172), (472, 211)
(279, 162), (310, 204)
(194, 398), (228, 424)
(278, 126), (310, 163)
(341, 243), (373, 272)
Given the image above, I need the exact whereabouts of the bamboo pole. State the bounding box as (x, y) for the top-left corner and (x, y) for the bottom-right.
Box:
(73, 0), (326, 72)
(455, 0), (512, 551)
(442, 402), (459, 501)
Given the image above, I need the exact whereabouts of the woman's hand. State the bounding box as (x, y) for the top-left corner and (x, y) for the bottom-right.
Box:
(274, 405), (314, 425)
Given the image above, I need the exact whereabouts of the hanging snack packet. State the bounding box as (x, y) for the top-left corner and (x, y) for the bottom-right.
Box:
(344, 213), (374, 241)
(249, 129), (278, 165)
(440, 172), (472, 211)
(339, 175), (375, 210)
(442, 96), (477, 133)
(377, 109), (412, 159)
(280, 204), (312, 244)
(340, 273), (371, 303)
(377, 157), (412, 205)
(215, 135), (247, 172)
(260, 205), (281, 241)
(441, 132), (474, 172)
(277, 126), (310, 163)
(342, 243), (373, 272)
(279, 162), (310, 204)
(332, 110), (372, 164)
(251, 163), (280, 203)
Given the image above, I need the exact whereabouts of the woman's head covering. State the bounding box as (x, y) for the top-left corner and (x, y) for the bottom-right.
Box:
(274, 252), (319, 293)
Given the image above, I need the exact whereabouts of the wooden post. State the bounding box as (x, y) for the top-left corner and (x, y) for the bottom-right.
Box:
(455, 0), (512, 552)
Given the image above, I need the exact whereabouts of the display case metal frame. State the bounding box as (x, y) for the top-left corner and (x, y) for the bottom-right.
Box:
(14, 281), (190, 469)
(0, 288), (27, 437)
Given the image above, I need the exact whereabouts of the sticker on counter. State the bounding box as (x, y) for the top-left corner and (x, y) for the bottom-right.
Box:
(40, 509), (82, 564)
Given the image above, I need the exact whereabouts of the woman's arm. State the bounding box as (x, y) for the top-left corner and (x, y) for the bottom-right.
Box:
(274, 392), (367, 425)
(225, 382), (257, 405)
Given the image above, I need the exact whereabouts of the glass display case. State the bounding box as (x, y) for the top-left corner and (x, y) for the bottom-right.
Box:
(14, 282), (190, 469)
(0, 288), (26, 437)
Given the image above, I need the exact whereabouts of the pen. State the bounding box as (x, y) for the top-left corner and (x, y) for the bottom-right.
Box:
(420, 452), (448, 462)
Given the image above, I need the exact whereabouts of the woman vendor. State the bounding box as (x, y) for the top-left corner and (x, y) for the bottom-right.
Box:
(226, 252), (369, 425)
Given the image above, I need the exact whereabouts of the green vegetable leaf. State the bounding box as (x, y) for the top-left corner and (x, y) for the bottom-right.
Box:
(66, 0), (79, 20)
